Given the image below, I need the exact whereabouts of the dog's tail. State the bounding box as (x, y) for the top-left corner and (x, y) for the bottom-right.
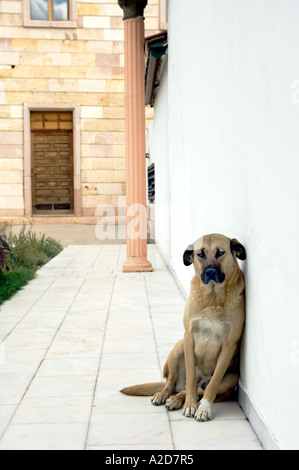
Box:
(121, 382), (165, 396)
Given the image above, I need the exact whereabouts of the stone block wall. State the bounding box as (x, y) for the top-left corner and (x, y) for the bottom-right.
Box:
(0, 0), (160, 219)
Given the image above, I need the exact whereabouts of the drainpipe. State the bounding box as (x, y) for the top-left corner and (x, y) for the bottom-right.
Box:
(118, 0), (153, 272)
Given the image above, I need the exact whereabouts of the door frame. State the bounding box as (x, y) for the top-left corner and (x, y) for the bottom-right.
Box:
(24, 103), (81, 218)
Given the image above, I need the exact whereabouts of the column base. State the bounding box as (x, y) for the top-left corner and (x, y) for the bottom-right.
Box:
(122, 256), (153, 272)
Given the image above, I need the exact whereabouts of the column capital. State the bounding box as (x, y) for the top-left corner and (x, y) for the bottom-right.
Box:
(118, 0), (148, 20)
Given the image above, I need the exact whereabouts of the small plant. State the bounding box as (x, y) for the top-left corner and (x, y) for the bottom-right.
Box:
(0, 235), (17, 272)
(0, 224), (63, 305)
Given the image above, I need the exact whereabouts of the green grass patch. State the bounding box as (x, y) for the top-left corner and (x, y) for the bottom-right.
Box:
(0, 266), (36, 305)
(0, 224), (63, 306)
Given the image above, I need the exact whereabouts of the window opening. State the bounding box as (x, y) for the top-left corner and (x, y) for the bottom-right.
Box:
(148, 163), (155, 203)
(30, 0), (69, 22)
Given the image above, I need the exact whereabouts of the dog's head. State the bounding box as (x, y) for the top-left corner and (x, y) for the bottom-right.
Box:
(183, 234), (246, 285)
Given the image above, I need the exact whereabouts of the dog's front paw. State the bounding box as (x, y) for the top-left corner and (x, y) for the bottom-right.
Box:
(195, 398), (212, 422)
(183, 403), (198, 418)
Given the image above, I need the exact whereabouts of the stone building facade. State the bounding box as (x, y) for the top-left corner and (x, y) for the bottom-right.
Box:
(0, 0), (163, 221)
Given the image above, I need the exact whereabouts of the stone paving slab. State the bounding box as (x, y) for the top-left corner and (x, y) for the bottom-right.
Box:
(0, 244), (263, 450)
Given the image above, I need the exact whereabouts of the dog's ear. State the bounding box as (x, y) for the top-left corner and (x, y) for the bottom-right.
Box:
(183, 245), (194, 266)
(230, 238), (246, 260)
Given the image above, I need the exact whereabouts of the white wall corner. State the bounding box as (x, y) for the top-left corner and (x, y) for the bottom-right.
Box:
(238, 383), (279, 450)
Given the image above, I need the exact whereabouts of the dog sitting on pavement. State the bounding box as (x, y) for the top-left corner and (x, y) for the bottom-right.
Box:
(121, 233), (246, 421)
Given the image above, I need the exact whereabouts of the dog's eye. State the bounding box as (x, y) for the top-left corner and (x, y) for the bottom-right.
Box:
(197, 251), (205, 259)
(215, 249), (225, 259)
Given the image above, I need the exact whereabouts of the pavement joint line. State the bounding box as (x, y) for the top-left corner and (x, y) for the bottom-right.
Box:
(144, 274), (177, 449)
(144, 275), (164, 381)
(84, 271), (117, 450)
(90, 245), (104, 269)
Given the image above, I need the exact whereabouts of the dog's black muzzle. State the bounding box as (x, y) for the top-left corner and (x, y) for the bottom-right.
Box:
(201, 265), (225, 285)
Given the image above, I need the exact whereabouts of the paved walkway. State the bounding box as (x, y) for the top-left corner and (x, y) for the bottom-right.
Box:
(0, 244), (262, 450)
(7, 224), (127, 247)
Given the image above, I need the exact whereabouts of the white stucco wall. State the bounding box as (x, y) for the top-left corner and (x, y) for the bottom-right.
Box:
(151, 0), (299, 450)
(147, 59), (170, 260)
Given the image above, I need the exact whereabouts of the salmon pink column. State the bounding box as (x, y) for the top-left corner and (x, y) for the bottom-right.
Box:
(118, 0), (153, 272)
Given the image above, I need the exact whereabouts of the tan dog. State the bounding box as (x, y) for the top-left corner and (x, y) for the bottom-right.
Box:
(121, 234), (246, 421)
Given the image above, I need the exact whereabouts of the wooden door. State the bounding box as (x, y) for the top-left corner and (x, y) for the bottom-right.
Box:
(31, 112), (74, 214)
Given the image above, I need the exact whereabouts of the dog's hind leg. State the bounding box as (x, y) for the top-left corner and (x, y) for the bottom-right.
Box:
(165, 386), (203, 411)
(214, 373), (239, 402)
(152, 340), (184, 406)
(165, 391), (186, 410)
(166, 372), (238, 412)
(151, 361), (176, 406)
(151, 386), (175, 406)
